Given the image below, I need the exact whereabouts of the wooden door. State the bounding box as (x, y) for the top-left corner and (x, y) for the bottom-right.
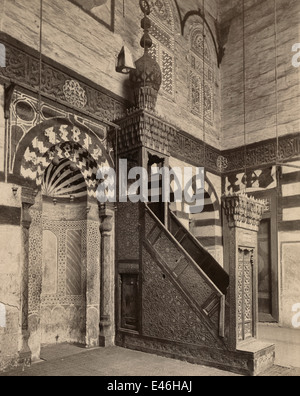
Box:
(120, 274), (139, 331)
(253, 190), (279, 322)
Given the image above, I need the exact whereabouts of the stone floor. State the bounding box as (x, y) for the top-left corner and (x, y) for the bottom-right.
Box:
(0, 343), (299, 377)
(0, 324), (299, 377)
(1, 345), (241, 377)
(258, 324), (300, 368)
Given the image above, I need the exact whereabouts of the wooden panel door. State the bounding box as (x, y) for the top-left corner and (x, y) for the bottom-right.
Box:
(258, 219), (273, 317)
(253, 189), (279, 322)
(120, 274), (139, 331)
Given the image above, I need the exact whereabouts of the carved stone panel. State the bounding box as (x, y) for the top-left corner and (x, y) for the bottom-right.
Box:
(238, 248), (254, 342)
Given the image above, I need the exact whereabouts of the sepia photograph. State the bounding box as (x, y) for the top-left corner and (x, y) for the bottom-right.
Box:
(0, 0), (299, 381)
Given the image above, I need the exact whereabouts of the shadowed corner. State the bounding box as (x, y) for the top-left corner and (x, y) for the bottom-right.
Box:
(72, 0), (108, 11)
(0, 43), (6, 68)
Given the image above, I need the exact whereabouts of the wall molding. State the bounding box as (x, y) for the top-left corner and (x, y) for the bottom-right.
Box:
(0, 33), (129, 126)
(0, 33), (299, 175)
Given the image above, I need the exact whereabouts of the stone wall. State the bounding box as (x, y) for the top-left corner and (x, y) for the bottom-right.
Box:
(220, 0), (300, 149)
(279, 161), (300, 328)
(0, 0), (222, 148)
(220, 0), (300, 330)
(169, 156), (224, 265)
(0, 183), (22, 371)
(223, 158), (300, 328)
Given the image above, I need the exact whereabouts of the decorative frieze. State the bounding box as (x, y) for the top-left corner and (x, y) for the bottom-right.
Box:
(63, 80), (88, 109)
(115, 107), (300, 175)
(115, 109), (223, 172)
(1, 35), (299, 176)
(115, 110), (174, 156)
(0, 35), (128, 122)
(223, 134), (300, 173)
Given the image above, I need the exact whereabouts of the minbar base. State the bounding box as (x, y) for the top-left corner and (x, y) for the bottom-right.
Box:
(237, 340), (275, 376)
(116, 332), (275, 376)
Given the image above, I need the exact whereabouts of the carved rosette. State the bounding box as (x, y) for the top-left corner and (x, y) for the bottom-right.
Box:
(63, 80), (88, 109)
(222, 193), (266, 231)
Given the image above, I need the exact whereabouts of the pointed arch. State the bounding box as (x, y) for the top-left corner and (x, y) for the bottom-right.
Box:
(180, 9), (222, 66)
(14, 118), (112, 197)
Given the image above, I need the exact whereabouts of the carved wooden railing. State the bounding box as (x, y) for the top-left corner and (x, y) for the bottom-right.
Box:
(168, 210), (229, 295)
(144, 204), (228, 338)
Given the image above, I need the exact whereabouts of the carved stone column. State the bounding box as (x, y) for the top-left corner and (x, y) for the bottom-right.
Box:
(222, 193), (266, 351)
(99, 202), (115, 347)
(85, 202), (101, 348)
(19, 187), (36, 366)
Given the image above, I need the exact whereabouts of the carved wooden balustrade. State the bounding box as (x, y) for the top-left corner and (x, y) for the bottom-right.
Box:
(145, 205), (228, 340)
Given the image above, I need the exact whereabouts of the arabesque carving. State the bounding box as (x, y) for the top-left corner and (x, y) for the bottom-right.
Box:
(222, 193), (266, 231)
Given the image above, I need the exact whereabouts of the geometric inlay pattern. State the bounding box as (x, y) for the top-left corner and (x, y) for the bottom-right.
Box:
(42, 159), (87, 199)
(238, 248), (254, 342)
(41, 219), (87, 307)
(142, 248), (221, 348)
(63, 80), (87, 109)
(149, 0), (175, 98)
(189, 27), (214, 125)
(19, 122), (110, 197)
(66, 230), (83, 296)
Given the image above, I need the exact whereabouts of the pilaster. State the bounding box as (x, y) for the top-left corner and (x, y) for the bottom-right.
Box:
(222, 193), (275, 375)
(99, 202), (115, 347)
(19, 187), (37, 366)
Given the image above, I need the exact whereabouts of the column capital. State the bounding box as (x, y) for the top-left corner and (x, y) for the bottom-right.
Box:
(222, 193), (266, 232)
(21, 187), (37, 229)
(99, 203), (115, 235)
(21, 186), (38, 206)
(86, 201), (100, 222)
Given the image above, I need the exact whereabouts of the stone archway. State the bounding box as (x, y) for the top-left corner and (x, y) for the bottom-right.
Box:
(14, 119), (115, 361)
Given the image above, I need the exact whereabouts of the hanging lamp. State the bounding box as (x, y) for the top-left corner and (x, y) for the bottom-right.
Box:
(116, 45), (136, 74)
(116, 0), (136, 74)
